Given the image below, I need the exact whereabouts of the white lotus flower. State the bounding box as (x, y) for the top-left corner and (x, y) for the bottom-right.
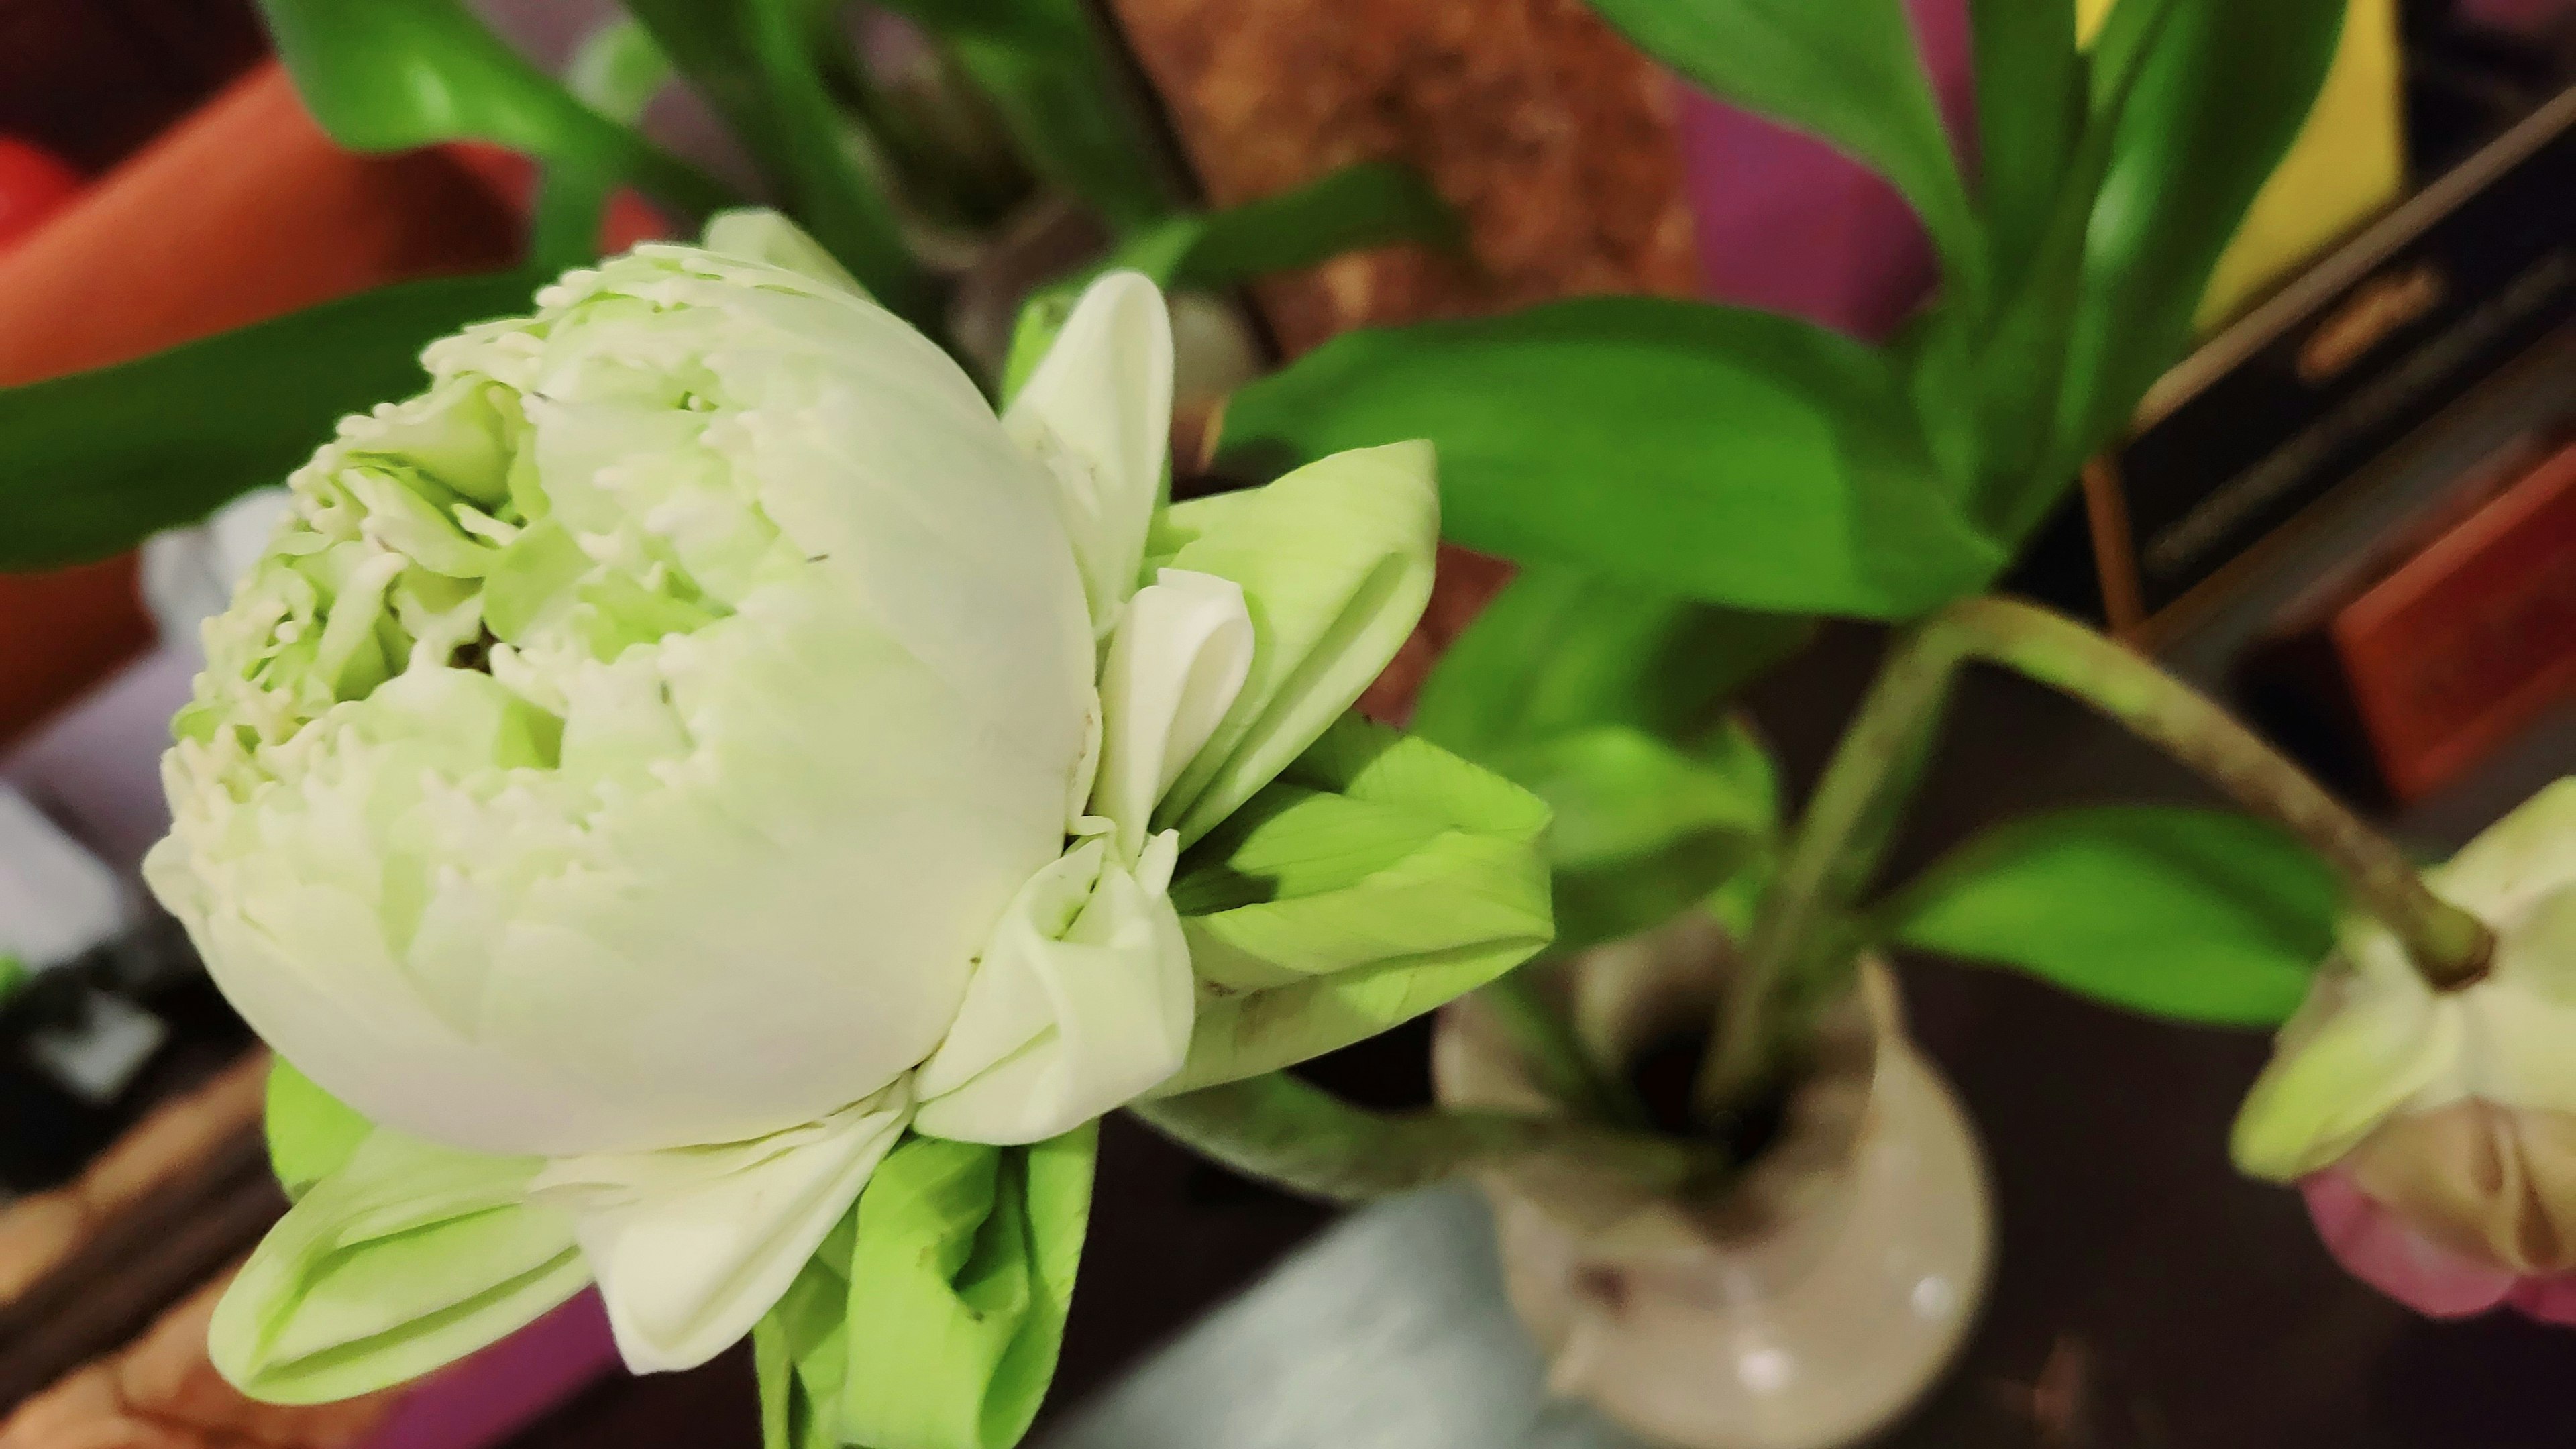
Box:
(146, 211), (1435, 1377)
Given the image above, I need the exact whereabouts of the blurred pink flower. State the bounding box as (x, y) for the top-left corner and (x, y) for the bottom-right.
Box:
(2302, 1167), (2576, 1324)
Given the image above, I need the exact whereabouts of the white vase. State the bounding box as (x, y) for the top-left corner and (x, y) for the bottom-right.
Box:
(1432, 913), (1992, 1449)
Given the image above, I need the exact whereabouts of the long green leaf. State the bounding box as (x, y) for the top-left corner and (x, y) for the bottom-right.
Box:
(1585, 0), (1983, 311)
(1216, 297), (2004, 619)
(0, 271), (537, 570)
(625, 0), (930, 319)
(2039, 0), (2345, 523)
(881, 0), (1181, 233)
(1964, 0), (2179, 531)
(254, 0), (726, 219)
(1884, 805), (2339, 1026)
(1970, 0), (2084, 286)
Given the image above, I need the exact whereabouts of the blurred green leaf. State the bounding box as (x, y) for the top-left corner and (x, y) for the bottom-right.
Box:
(2037, 0), (2345, 530)
(529, 19), (679, 270)
(1970, 0), (2084, 286)
(1216, 297), (2005, 619)
(879, 0), (1179, 232)
(255, 0), (725, 219)
(1585, 0), (1982, 309)
(1413, 565), (1811, 762)
(0, 271), (536, 570)
(1884, 805), (2340, 1026)
(1493, 718), (1779, 951)
(1962, 1), (2172, 527)
(626, 0), (930, 321)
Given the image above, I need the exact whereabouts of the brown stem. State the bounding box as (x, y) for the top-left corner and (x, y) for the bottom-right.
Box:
(1698, 595), (2494, 1116)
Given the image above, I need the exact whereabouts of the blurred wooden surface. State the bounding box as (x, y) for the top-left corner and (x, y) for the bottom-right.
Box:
(0, 61), (521, 749)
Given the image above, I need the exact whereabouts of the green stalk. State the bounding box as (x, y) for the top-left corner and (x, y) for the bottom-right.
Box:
(1129, 1072), (1717, 1204)
(1697, 596), (2494, 1114)
(1477, 970), (1648, 1129)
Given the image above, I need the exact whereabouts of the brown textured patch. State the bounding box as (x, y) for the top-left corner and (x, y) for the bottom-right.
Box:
(1108, 0), (1699, 355)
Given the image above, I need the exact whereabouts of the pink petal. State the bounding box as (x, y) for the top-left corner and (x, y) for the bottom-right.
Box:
(2302, 1170), (2518, 1318)
(2506, 1273), (2576, 1326)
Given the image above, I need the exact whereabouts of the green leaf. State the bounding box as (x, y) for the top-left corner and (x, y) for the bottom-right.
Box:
(529, 18), (680, 269)
(757, 1130), (1097, 1449)
(1584, 0), (1982, 310)
(1884, 805), (2341, 1026)
(1148, 442), (1439, 846)
(209, 1127), (586, 1405)
(1970, 0), (2084, 286)
(625, 0), (930, 321)
(1413, 564), (1811, 762)
(880, 0), (1181, 233)
(2045, 0), (2345, 508)
(0, 270), (536, 570)
(1156, 716), (1553, 1095)
(255, 0), (725, 219)
(1965, 0), (2181, 535)
(1216, 297), (2004, 619)
(265, 1058), (376, 1202)
(1492, 719), (1778, 952)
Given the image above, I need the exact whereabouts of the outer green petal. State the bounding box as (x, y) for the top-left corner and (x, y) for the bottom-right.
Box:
(266, 1057), (376, 1201)
(754, 1212), (856, 1449)
(753, 1129), (1097, 1449)
(212, 1128), (587, 1404)
(1154, 716), (1552, 1095)
(2230, 979), (2458, 1183)
(1148, 441), (1438, 846)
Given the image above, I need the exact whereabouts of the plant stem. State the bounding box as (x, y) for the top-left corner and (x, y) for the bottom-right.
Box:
(1477, 970), (1649, 1129)
(1129, 1072), (1717, 1204)
(1697, 595), (2493, 1115)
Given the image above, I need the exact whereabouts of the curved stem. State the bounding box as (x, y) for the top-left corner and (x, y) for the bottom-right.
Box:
(1698, 595), (2493, 1114)
(1129, 1072), (1718, 1204)
(1477, 971), (1648, 1130)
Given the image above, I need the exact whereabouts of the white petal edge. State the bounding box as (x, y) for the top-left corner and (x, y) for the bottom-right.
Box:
(1088, 568), (1254, 860)
(914, 834), (1194, 1146)
(527, 1083), (912, 1373)
(1002, 271), (1175, 636)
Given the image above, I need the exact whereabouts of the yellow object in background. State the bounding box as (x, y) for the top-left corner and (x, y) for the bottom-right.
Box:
(2076, 0), (2408, 330)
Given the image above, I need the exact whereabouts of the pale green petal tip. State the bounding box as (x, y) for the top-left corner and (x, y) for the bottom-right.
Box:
(701, 209), (868, 298)
(2229, 989), (2448, 1183)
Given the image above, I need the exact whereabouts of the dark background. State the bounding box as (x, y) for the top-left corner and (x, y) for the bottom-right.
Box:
(7, 3), (2574, 1446)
